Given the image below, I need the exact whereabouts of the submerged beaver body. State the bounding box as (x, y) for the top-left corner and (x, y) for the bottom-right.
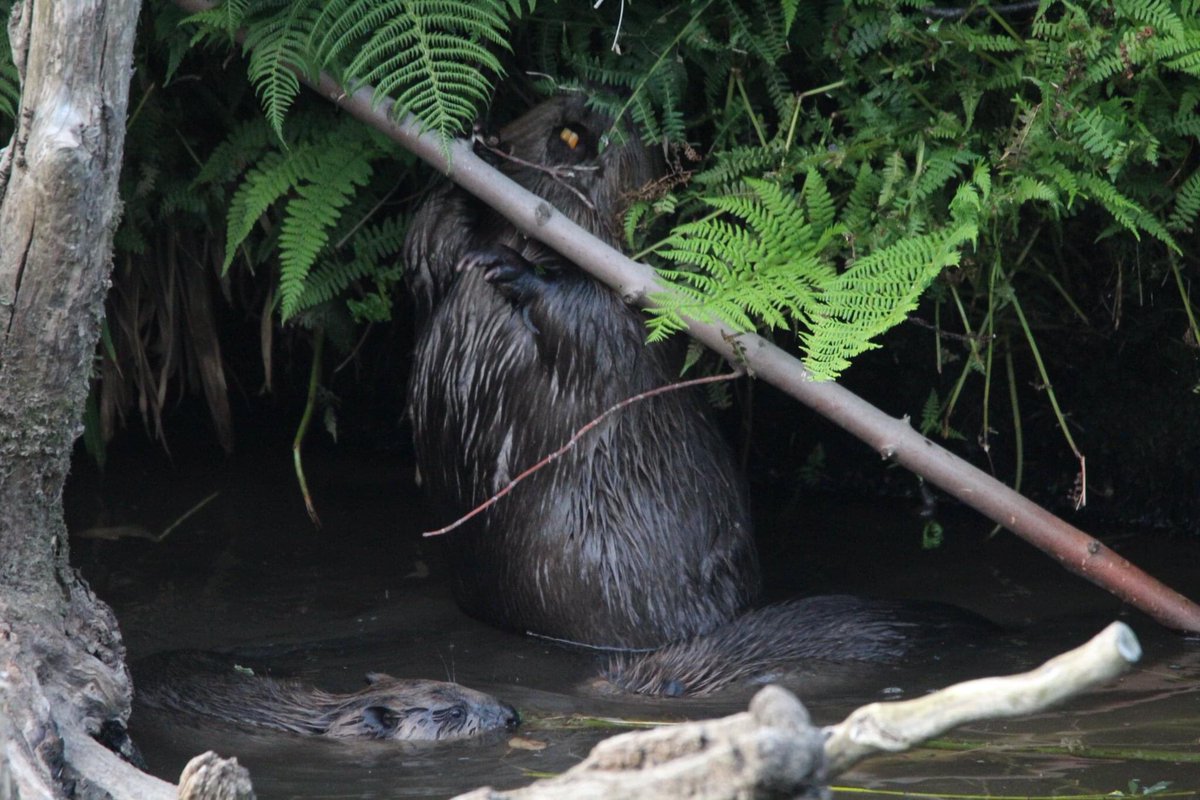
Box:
(406, 96), (989, 695)
(134, 652), (518, 741)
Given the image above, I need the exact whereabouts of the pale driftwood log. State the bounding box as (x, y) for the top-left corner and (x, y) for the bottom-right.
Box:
(454, 622), (1140, 800)
(823, 620), (1141, 775)
(456, 686), (827, 800)
(177, 752), (256, 800)
(170, 0), (1200, 633)
(59, 729), (176, 800)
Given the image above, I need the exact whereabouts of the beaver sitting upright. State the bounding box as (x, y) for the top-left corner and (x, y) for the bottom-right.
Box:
(135, 652), (518, 741)
(406, 96), (989, 696)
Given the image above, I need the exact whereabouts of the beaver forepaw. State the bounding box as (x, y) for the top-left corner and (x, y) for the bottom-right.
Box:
(458, 246), (548, 333)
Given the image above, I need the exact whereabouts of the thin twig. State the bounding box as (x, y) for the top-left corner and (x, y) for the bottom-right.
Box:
(423, 371), (742, 537)
(474, 136), (598, 211)
(155, 491), (220, 542)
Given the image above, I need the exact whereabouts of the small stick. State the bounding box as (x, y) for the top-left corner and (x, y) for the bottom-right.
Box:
(423, 372), (740, 537)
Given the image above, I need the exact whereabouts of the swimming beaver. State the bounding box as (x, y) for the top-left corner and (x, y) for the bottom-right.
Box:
(134, 652), (519, 741)
(406, 96), (990, 696)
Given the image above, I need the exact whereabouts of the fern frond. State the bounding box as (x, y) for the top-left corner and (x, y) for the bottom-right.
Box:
(648, 178), (842, 345)
(1076, 172), (1178, 252)
(1067, 105), (1128, 163)
(1166, 49), (1200, 78)
(196, 118), (277, 185)
(241, 0), (323, 138)
(312, 0), (511, 145)
(1004, 176), (1060, 208)
(801, 223), (976, 379)
(1167, 167), (1200, 232)
(911, 148), (976, 204)
(694, 142), (791, 190)
(223, 149), (314, 273)
(277, 147), (378, 320)
(802, 170), (836, 234)
(183, 0), (252, 39)
(1113, 0), (1185, 40)
(287, 216), (407, 318)
(879, 150), (909, 209)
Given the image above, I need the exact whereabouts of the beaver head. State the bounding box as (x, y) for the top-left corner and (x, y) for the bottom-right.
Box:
(320, 673), (520, 741)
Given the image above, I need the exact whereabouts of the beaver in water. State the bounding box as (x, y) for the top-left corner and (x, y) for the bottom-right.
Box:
(134, 652), (519, 741)
(406, 96), (990, 696)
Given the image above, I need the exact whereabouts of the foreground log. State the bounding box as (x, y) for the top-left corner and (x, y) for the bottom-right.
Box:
(822, 620), (1141, 775)
(0, 1), (151, 797)
(454, 621), (1140, 800)
(177, 752), (255, 800)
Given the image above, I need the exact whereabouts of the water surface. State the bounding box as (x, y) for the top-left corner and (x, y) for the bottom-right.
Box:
(67, 439), (1200, 799)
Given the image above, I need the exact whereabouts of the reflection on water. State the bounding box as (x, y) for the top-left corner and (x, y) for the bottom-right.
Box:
(66, 439), (1200, 799)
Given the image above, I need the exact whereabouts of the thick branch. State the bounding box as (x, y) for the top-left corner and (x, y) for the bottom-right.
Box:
(823, 620), (1142, 774)
(169, 0), (1200, 634)
(452, 622), (1140, 799)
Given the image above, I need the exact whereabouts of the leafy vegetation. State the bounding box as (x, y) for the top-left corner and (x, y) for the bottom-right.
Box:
(0, 0), (16, 128)
(2, 0), (1197, 512)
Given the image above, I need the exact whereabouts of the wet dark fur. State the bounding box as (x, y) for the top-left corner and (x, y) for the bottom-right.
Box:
(134, 652), (518, 741)
(606, 595), (993, 696)
(406, 96), (990, 695)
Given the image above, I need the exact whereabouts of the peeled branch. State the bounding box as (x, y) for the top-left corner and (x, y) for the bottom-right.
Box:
(450, 621), (1140, 800)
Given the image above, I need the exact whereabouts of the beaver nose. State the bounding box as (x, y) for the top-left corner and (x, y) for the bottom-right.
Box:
(503, 704), (520, 730)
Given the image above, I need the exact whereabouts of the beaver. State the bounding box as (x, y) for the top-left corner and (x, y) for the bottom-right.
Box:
(405, 96), (991, 696)
(134, 652), (519, 741)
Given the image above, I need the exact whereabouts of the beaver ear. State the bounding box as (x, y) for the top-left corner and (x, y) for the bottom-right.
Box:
(362, 706), (401, 737)
(364, 672), (395, 685)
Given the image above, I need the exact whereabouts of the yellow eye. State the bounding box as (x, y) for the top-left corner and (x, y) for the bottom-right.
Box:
(559, 128), (580, 149)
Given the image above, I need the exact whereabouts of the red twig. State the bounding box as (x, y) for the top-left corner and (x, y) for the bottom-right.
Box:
(422, 371), (741, 537)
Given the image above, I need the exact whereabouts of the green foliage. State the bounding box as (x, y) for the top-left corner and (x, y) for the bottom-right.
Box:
(183, 0), (522, 142)
(202, 114), (408, 322)
(160, 0), (1200, 430)
(78, 0), (1200, 466)
(0, 0), (16, 125)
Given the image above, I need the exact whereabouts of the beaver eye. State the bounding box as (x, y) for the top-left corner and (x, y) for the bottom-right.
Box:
(362, 706), (401, 737)
(434, 704), (466, 723)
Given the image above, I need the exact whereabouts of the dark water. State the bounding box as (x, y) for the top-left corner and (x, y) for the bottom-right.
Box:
(66, 438), (1200, 799)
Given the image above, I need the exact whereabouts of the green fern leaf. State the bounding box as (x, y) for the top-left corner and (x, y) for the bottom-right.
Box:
(879, 150), (908, 209)
(1167, 167), (1200, 232)
(649, 178), (841, 344)
(184, 0), (251, 39)
(223, 148), (316, 273)
(242, 0), (323, 138)
(1076, 172), (1179, 252)
(278, 147), (377, 320)
(802, 223), (976, 380)
(1113, 0), (1185, 40)
(290, 217), (408, 318)
(196, 118), (277, 185)
(313, 0), (511, 144)
(802, 170), (836, 234)
(1068, 105), (1128, 164)
(911, 148), (976, 204)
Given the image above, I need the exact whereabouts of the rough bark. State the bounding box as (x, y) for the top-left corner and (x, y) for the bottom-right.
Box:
(0, 0), (155, 797)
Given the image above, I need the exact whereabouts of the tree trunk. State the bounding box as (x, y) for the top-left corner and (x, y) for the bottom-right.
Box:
(0, 1), (170, 797)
